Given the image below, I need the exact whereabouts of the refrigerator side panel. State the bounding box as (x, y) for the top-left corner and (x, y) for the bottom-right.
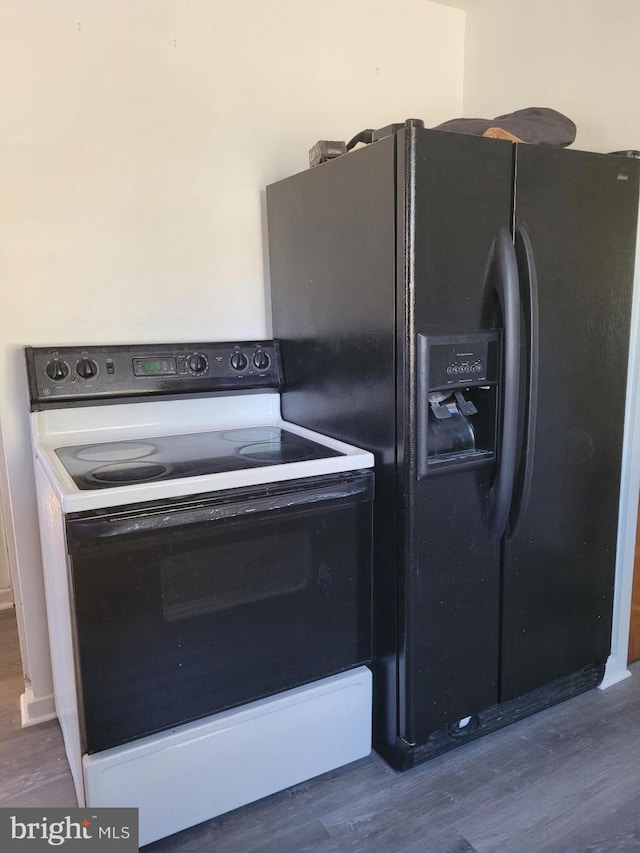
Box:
(267, 139), (399, 748)
(502, 146), (640, 701)
(399, 129), (514, 745)
(267, 140), (397, 454)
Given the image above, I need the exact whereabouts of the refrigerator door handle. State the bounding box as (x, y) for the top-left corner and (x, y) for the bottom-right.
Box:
(487, 227), (521, 539)
(507, 226), (540, 536)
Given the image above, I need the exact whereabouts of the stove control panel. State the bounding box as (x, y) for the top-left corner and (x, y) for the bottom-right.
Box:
(25, 341), (282, 409)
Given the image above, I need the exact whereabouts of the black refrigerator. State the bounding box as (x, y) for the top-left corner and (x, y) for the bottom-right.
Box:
(266, 120), (640, 770)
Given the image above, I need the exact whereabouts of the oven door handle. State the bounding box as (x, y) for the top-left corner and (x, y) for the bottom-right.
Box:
(66, 473), (374, 542)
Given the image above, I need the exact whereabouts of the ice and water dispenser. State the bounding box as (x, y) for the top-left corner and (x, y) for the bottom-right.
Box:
(417, 331), (500, 479)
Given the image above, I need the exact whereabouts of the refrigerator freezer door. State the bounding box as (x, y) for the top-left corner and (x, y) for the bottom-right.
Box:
(400, 129), (514, 744)
(501, 145), (640, 701)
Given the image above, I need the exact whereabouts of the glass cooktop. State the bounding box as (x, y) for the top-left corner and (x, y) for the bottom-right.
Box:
(55, 426), (343, 490)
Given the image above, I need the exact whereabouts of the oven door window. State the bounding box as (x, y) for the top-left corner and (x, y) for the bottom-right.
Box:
(66, 473), (373, 753)
(160, 519), (312, 622)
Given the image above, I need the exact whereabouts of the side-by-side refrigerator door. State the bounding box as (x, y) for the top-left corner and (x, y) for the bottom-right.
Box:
(399, 128), (515, 746)
(501, 145), (640, 702)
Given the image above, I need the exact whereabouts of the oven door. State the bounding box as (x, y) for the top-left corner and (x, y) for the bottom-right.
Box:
(65, 471), (373, 754)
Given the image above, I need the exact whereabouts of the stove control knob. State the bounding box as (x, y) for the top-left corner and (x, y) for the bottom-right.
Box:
(230, 352), (248, 371)
(252, 350), (270, 371)
(76, 357), (98, 379)
(188, 353), (208, 374)
(45, 359), (70, 382)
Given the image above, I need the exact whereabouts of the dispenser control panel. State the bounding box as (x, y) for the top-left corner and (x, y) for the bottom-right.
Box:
(427, 335), (499, 390)
(416, 330), (501, 478)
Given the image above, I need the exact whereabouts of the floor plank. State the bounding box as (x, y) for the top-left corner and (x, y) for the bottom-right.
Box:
(1, 607), (640, 851)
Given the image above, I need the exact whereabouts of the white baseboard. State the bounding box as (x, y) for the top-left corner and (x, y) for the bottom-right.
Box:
(600, 653), (633, 690)
(0, 588), (14, 610)
(20, 685), (57, 727)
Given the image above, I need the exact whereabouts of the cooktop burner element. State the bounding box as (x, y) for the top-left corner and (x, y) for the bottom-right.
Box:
(76, 443), (157, 463)
(221, 427), (282, 442)
(55, 426), (343, 489)
(237, 440), (315, 463)
(91, 461), (170, 484)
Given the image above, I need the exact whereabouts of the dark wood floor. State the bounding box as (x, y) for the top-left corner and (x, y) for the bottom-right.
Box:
(2, 607), (640, 852)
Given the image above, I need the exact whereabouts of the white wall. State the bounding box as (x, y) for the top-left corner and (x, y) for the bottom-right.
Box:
(0, 0), (465, 722)
(463, 0), (640, 683)
(463, 0), (640, 154)
(0, 498), (13, 609)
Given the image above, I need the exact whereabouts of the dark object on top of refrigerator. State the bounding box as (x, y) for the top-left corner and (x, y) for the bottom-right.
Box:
(266, 119), (640, 770)
(309, 140), (348, 168)
(434, 106), (577, 146)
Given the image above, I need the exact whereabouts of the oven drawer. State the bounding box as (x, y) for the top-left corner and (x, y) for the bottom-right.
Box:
(84, 668), (372, 846)
(65, 471), (373, 753)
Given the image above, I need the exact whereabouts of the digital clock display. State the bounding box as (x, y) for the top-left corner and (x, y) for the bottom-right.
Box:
(133, 357), (178, 377)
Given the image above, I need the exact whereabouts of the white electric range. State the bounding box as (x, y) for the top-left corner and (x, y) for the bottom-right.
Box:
(26, 340), (374, 847)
